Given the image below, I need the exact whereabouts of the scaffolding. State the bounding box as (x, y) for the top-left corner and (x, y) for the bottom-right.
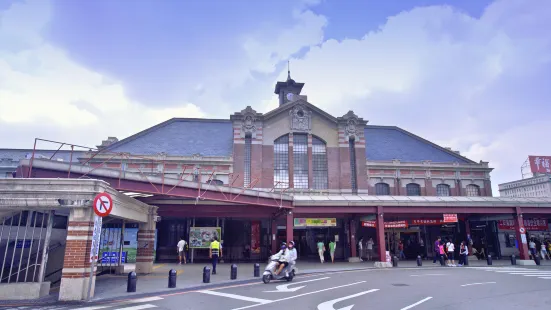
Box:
(521, 157), (533, 179)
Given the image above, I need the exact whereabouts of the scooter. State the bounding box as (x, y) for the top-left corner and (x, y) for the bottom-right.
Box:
(262, 255), (296, 284)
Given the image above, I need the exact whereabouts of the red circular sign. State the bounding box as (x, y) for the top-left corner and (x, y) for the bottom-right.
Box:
(93, 193), (113, 217)
(519, 227), (526, 234)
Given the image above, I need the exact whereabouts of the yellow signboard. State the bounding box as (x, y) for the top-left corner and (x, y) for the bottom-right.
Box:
(294, 218), (337, 227)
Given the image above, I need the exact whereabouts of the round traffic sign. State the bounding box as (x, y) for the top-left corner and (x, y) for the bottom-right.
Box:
(519, 227), (526, 234)
(93, 193), (113, 217)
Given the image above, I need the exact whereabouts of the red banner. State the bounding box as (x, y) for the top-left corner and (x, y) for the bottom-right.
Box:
(251, 221), (261, 254)
(361, 220), (408, 228)
(443, 214), (458, 223)
(498, 219), (548, 231)
(529, 156), (551, 174)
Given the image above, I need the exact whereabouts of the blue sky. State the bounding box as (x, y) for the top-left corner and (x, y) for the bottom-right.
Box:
(1, 0), (550, 193)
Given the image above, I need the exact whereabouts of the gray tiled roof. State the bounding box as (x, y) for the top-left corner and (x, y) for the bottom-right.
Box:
(364, 126), (473, 163)
(106, 118), (233, 157)
(0, 149), (84, 163)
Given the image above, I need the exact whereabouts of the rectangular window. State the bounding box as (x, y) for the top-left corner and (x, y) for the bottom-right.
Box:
(312, 138), (328, 189)
(293, 134), (309, 189)
(244, 135), (252, 187)
(274, 135), (289, 188)
(349, 138), (358, 194)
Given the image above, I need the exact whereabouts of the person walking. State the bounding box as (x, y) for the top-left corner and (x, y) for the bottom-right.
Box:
(447, 240), (456, 266)
(398, 240), (406, 260)
(529, 239), (537, 259)
(329, 240), (336, 263)
(366, 238), (374, 261)
(177, 236), (187, 264)
(209, 236), (222, 274)
(358, 238), (364, 261)
(317, 240), (326, 263)
(458, 241), (468, 266)
(433, 236), (441, 264)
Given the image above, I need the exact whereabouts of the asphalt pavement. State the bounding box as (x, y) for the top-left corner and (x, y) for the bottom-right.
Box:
(21, 265), (551, 310)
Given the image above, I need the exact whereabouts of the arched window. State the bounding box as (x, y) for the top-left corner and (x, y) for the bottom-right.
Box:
(436, 184), (450, 196)
(375, 183), (390, 195)
(312, 136), (328, 189)
(406, 183), (421, 196)
(293, 134), (309, 189)
(466, 184), (480, 196)
(274, 135), (289, 188)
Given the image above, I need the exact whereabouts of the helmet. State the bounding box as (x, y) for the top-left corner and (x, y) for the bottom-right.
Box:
(280, 244), (287, 250)
(289, 241), (295, 246)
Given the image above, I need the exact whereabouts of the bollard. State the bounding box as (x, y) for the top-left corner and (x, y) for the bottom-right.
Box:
(417, 255), (422, 267)
(392, 256), (398, 267)
(231, 264), (238, 280)
(510, 255), (516, 265)
(464, 254), (469, 266)
(439, 255), (445, 266)
(487, 254), (492, 266)
(535, 255), (541, 266)
(203, 266), (211, 283)
(254, 263), (260, 277)
(168, 269), (177, 288)
(127, 271), (137, 293)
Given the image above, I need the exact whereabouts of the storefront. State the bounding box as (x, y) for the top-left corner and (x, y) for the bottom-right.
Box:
(286, 217), (348, 261)
(497, 218), (550, 257)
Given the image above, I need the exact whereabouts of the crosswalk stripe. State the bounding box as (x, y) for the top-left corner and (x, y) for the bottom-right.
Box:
(523, 274), (551, 277)
(116, 305), (157, 310)
(72, 297), (163, 310)
(538, 277), (551, 279)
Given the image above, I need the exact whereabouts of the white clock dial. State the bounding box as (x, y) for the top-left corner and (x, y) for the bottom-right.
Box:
(286, 92), (294, 101)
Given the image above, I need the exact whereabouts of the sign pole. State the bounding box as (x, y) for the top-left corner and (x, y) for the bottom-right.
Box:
(86, 259), (95, 301)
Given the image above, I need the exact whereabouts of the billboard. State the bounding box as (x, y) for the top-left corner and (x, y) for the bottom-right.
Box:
(294, 218), (337, 227)
(189, 227), (221, 248)
(529, 156), (551, 174)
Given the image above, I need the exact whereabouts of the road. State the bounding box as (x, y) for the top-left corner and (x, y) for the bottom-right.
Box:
(30, 266), (551, 310)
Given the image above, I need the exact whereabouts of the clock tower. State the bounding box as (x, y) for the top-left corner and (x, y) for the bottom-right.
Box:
(274, 67), (305, 106)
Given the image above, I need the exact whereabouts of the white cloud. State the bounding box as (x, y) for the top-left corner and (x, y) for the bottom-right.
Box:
(267, 0), (551, 194)
(0, 0), (204, 148)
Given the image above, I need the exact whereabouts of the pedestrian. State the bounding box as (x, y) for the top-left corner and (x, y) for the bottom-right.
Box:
(317, 239), (326, 263)
(458, 241), (468, 266)
(329, 239), (336, 263)
(447, 240), (456, 266)
(439, 241), (447, 265)
(209, 236), (222, 274)
(419, 237), (425, 259)
(366, 238), (374, 261)
(529, 239), (537, 259)
(398, 240), (406, 260)
(177, 236), (187, 264)
(541, 241), (549, 260)
(358, 238), (364, 261)
(433, 236), (441, 264)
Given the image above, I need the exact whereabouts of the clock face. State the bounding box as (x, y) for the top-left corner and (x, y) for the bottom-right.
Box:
(286, 92), (294, 101)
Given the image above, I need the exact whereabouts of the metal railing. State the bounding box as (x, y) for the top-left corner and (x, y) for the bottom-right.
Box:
(0, 210), (54, 284)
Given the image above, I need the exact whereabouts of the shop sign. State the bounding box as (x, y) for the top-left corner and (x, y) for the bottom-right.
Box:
(294, 218), (337, 227)
(410, 219), (445, 226)
(251, 221), (261, 254)
(443, 214), (458, 223)
(189, 227), (221, 248)
(360, 220), (408, 228)
(498, 219), (548, 231)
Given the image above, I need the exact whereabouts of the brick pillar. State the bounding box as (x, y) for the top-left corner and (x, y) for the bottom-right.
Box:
(136, 212), (157, 274)
(271, 220), (278, 254)
(395, 178), (401, 195)
(286, 211), (294, 244)
(288, 133), (294, 188)
(484, 179), (493, 196)
(307, 134), (313, 188)
(514, 207), (530, 261)
(376, 206), (386, 262)
(59, 207), (96, 301)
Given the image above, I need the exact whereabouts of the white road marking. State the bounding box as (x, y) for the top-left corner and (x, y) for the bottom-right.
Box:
(538, 277), (551, 279)
(264, 277), (330, 293)
(231, 281), (368, 310)
(461, 282), (496, 287)
(317, 289), (379, 310)
(198, 290), (271, 304)
(72, 297), (164, 310)
(400, 297), (433, 310)
(523, 274), (551, 277)
(116, 305), (157, 310)
(410, 274), (445, 277)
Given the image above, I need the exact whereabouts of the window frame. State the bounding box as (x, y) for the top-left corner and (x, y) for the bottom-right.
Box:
(466, 184), (481, 196)
(406, 183), (421, 196)
(273, 135), (290, 188)
(375, 182), (390, 195)
(312, 136), (328, 190)
(436, 184), (451, 196)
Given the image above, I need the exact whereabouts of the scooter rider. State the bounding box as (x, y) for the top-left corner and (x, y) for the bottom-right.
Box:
(274, 244), (290, 275)
(287, 241), (297, 266)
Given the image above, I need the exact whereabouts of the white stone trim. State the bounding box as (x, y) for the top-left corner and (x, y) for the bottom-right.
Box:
(66, 235), (90, 241)
(62, 267), (96, 273)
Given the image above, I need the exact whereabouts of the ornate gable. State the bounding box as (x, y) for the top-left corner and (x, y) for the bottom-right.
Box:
(230, 106), (264, 139)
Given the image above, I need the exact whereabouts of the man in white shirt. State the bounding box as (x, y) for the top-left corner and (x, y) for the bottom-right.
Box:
(446, 240), (456, 266)
(177, 236), (187, 264)
(358, 238), (364, 261)
(366, 238), (374, 261)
